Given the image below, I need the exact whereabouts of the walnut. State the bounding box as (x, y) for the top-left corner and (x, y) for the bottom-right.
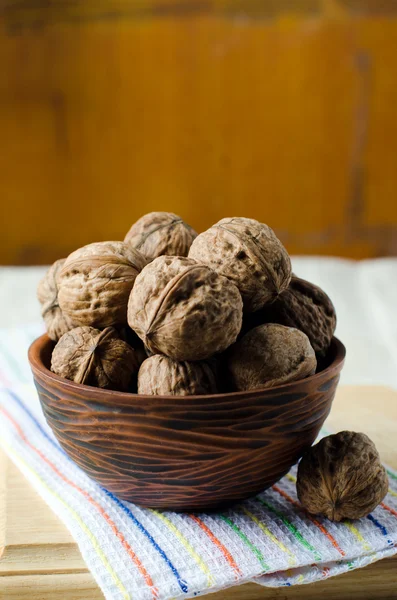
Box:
(128, 255), (243, 361)
(188, 217), (291, 312)
(51, 326), (139, 391)
(227, 323), (316, 391)
(138, 355), (218, 395)
(297, 431), (389, 521)
(245, 276), (336, 357)
(124, 212), (197, 260)
(58, 241), (147, 328)
(37, 259), (72, 341)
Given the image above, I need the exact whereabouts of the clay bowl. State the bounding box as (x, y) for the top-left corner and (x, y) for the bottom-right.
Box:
(29, 335), (345, 512)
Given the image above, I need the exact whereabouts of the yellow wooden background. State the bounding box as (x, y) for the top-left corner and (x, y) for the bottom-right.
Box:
(1, 0), (397, 264)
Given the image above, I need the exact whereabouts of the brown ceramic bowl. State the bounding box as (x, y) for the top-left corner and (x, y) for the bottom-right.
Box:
(28, 334), (345, 511)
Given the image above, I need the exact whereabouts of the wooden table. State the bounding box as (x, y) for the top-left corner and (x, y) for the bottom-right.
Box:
(1, 385), (397, 599)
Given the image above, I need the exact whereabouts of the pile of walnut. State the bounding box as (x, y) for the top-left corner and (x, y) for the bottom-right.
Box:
(38, 212), (337, 396)
(38, 212), (390, 520)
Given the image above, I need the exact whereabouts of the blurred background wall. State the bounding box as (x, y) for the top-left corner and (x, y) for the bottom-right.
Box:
(1, 0), (397, 265)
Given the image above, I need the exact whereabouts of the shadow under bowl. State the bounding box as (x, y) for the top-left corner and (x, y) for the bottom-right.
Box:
(28, 335), (345, 511)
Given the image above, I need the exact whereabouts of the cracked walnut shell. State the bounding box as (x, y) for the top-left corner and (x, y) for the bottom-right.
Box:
(124, 211), (197, 260)
(127, 256), (243, 361)
(188, 217), (291, 312)
(51, 326), (139, 391)
(138, 355), (218, 396)
(297, 431), (389, 521)
(37, 258), (72, 341)
(58, 241), (147, 329)
(251, 276), (336, 357)
(227, 323), (316, 391)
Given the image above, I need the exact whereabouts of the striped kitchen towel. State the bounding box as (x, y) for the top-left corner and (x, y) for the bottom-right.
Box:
(0, 324), (396, 600)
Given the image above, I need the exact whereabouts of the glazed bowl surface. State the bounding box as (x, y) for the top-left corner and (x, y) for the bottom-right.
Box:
(28, 335), (345, 511)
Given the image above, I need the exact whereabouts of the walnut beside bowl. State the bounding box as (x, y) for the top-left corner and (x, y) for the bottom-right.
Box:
(28, 335), (345, 511)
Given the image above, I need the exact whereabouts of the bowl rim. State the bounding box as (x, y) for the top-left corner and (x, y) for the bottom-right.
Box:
(28, 333), (346, 402)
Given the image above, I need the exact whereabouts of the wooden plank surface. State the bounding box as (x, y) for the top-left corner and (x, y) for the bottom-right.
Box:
(2, 2), (397, 264)
(0, 385), (396, 598)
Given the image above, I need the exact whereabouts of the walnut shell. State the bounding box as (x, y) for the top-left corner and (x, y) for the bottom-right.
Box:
(37, 259), (72, 341)
(297, 431), (389, 521)
(128, 256), (243, 361)
(58, 241), (147, 328)
(227, 323), (316, 391)
(51, 326), (139, 391)
(247, 276), (336, 357)
(124, 212), (197, 260)
(138, 355), (218, 395)
(188, 217), (291, 312)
